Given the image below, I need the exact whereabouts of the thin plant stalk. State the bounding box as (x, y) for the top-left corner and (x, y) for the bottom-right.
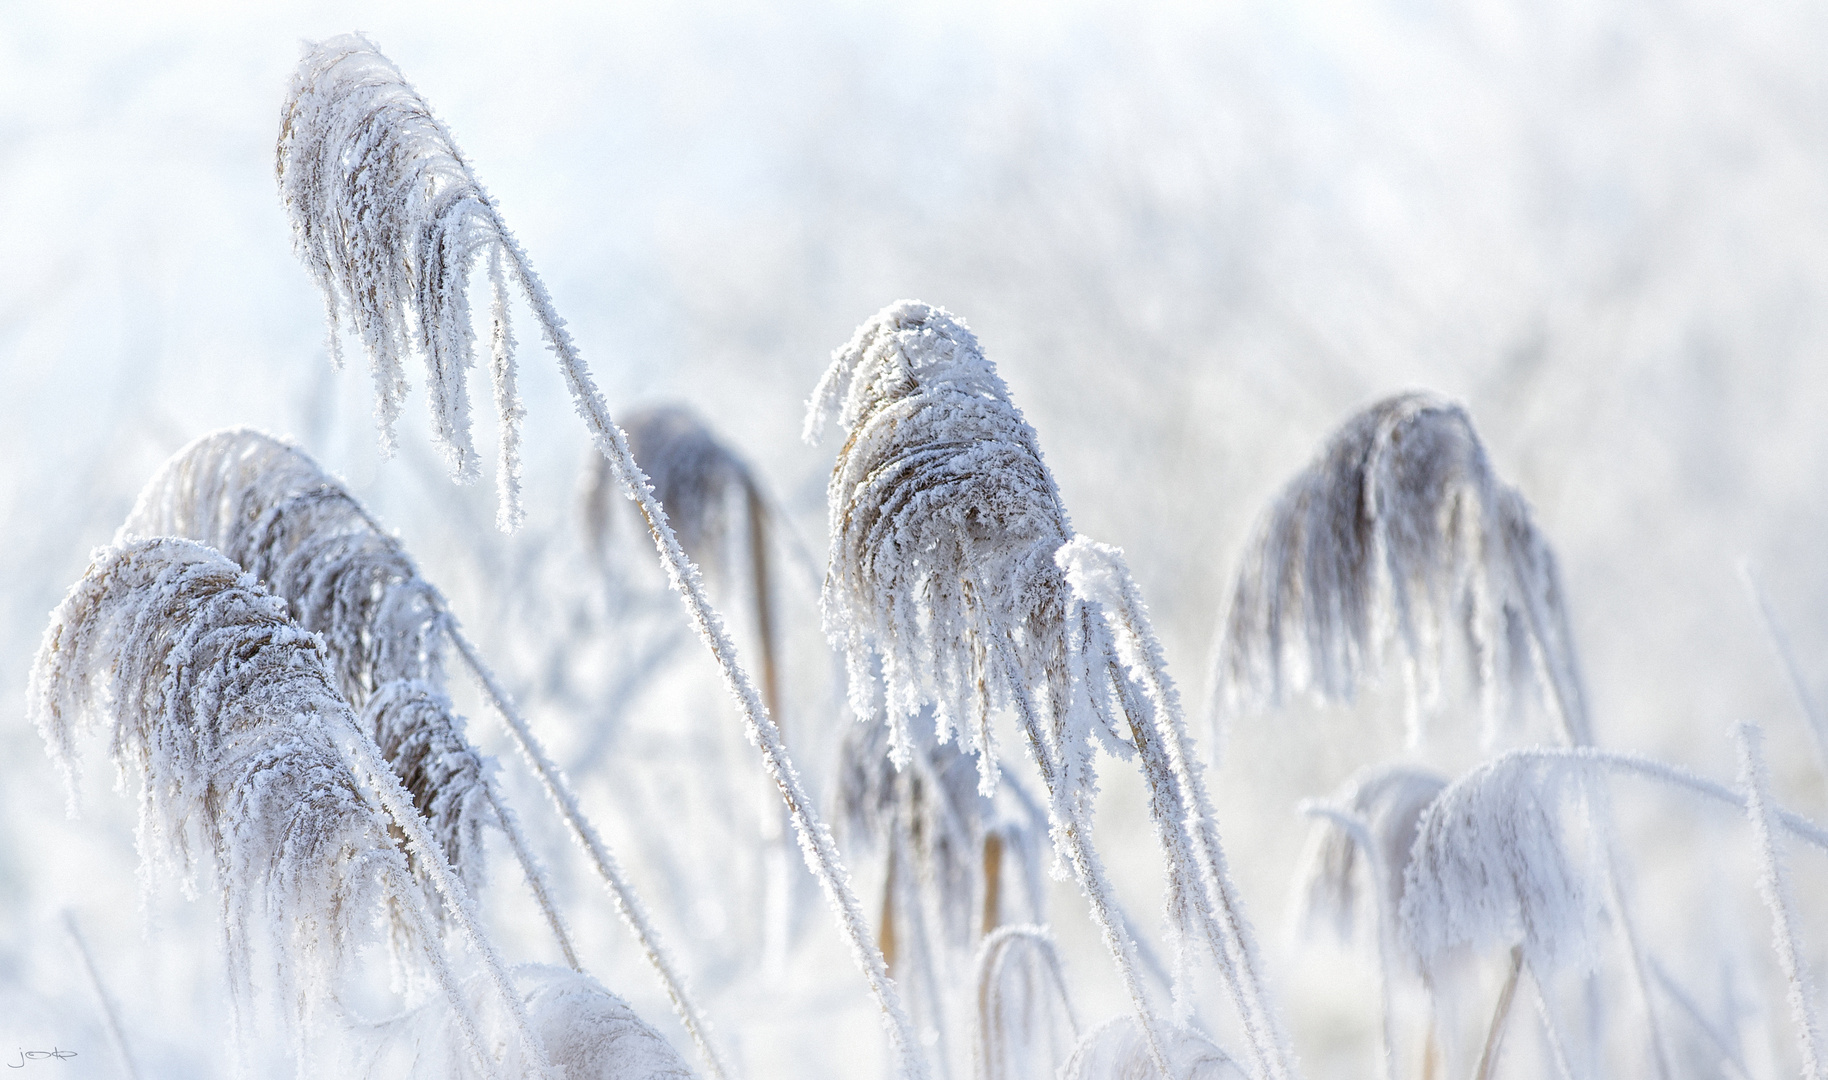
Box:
(448, 625), (736, 1080)
(1474, 946), (1525, 1080)
(62, 911), (142, 1080)
(1736, 722), (1825, 1079)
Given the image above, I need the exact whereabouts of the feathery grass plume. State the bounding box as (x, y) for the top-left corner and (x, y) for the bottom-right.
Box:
(121, 429), (494, 899)
(511, 966), (698, 1080)
(278, 33), (523, 526)
(808, 300), (1292, 1080)
(1297, 765), (1448, 947)
(1398, 753), (1600, 974)
(279, 37), (920, 1075)
(1057, 1016), (1248, 1080)
(118, 428), (742, 1077)
(1215, 391), (1588, 745)
(27, 539), (548, 1078)
(974, 926), (1081, 1080)
(1735, 723), (1825, 1078)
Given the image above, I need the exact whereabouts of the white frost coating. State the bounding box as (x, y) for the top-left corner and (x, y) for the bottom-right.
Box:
(279, 34), (516, 522)
(514, 966), (698, 1080)
(1399, 752), (1601, 974)
(1736, 723), (1825, 1079)
(26, 540), (528, 1078)
(279, 36), (915, 1076)
(1215, 392), (1589, 746)
(808, 301), (1294, 1080)
(1296, 765), (1448, 948)
(1057, 1015), (1248, 1080)
(974, 926), (1081, 1080)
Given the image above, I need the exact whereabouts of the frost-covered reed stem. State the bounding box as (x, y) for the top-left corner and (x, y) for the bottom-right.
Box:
(62, 911), (142, 1080)
(974, 926), (1080, 1080)
(334, 710), (558, 1080)
(1736, 722), (1825, 1079)
(1298, 805), (1395, 1080)
(449, 625), (736, 1080)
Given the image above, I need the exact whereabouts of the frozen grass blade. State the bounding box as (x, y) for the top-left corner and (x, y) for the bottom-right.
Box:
(62, 910), (142, 1080)
(974, 926), (1080, 1080)
(279, 38), (918, 1075)
(1736, 722), (1825, 1079)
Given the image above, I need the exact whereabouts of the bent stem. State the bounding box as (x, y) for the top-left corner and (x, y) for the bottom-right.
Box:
(63, 911), (143, 1080)
(1298, 805), (1395, 1080)
(450, 626), (736, 1080)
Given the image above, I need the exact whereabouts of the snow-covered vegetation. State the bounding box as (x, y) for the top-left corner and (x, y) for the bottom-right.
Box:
(6, 3), (1828, 1079)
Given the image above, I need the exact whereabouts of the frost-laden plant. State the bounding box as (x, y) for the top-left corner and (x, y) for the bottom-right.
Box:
(279, 37), (919, 1075)
(839, 707), (1051, 1063)
(28, 539), (551, 1078)
(582, 405), (782, 718)
(807, 300), (1288, 1079)
(974, 926), (1080, 1080)
(1295, 765), (1446, 1080)
(1058, 1016), (1248, 1080)
(119, 427), (728, 1078)
(1215, 391), (1587, 746)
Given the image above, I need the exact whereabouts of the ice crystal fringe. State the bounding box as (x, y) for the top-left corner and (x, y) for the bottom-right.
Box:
(1057, 1016), (1248, 1080)
(1215, 391), (1589, 746)
(1735, 723), (1825, 1079)
(27, 539), (549, 1079)
(974, 926), (1081, 1080)
(1399, 753), (1601, 974)
(119, 428), (741, 1075)
(808, 300), (1293, 1080)
(279, 37), (918, 1076)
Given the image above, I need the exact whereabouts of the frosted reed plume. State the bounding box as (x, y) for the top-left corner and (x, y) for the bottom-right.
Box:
(27, 539), (548, 1078)
(584, 404), (784, 723)
(1216, 392), (1588, 745)
(1399, 753), (1599, 973)
(278, 33), (522, 525)
(1297, 765), (1447, 948)
(1057, 1016), (1248, 1080)
(974, 926), (1081, 1080)
(280, 35), (926, 1076)
(808, 300), (1289, 1080)
(121, 427), (736, 1076)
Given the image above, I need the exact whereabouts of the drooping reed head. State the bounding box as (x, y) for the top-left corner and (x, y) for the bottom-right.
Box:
(1399, 752), (1600, 974)
(29, 538), (420, 1031)
(278, 33), (525, 526)
(806, 300), (1101, 772)
(122, 428), (490, 890)
(1216, 391), (1587, 744)
(582, 404), (760, 577)
(1296, 764), (1448, 946)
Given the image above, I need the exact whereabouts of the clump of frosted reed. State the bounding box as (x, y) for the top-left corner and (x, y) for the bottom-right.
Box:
(808, 300), (1291, 1080)
(1399, 752), (1600, 974)
(585, 405), (759, 575)
(121, 429), (491, 895)
(1057, 1016), (1248, 1080)
(279, 37), (915, 1074)
(1216, 392), (1588, 745)
(974, 926), (1081, 1080)
(1297, 765), (1448, 946)
(27, 539), (547, 1077)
